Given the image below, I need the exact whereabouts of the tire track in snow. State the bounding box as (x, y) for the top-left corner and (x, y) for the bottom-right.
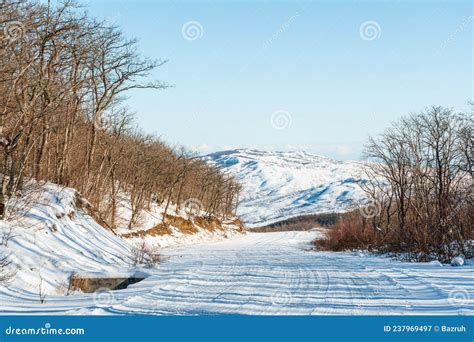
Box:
(2, 230), (474, 315)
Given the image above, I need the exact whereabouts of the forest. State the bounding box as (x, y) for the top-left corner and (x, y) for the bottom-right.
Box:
(0, 1), (241, 229)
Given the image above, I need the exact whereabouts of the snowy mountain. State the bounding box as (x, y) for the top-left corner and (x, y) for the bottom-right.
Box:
(206, 149), (369, 228)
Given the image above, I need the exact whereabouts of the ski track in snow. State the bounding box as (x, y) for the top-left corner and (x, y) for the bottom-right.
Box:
(1, 231), (473, 315)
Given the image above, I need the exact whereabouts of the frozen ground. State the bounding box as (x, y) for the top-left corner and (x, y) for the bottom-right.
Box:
(1, 231), (473, 315)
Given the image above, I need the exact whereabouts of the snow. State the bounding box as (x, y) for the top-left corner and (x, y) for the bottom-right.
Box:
(205, 149), (370, 227)
(125, 222), (243, 250)
(0, 171), (471, 316)
(114, 192), (164, 235)
(451, 256), (466, 267)
(0, 182), (242, 300)
(2, 230), (473, 315)
(108, 191), (243, 249)
(0, 182), (134, 296)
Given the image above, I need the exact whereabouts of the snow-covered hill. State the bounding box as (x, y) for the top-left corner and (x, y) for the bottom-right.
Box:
(0, 182), (243, 299)
(206, 149), (369, 227)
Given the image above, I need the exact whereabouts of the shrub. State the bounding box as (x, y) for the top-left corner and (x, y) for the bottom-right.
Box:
(131, 240), (161, 266)
(315, 212), (376, 251)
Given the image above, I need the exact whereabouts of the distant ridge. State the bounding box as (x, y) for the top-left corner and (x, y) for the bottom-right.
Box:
(205, 149), (369, 228)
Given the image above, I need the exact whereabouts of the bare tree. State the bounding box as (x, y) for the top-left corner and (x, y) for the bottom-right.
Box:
(360, 106), (473, 259)
(0, 0), (241, 232)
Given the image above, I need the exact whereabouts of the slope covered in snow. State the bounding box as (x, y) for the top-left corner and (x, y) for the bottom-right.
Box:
(0, 183), (134, 297)
(205, 149), (369, 227)
(0, 182), (243, 299)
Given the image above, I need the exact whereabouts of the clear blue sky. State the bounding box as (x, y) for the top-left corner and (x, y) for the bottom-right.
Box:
(83, 0), (472, 160)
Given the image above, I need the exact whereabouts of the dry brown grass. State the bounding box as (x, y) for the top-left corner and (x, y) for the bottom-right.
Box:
(194, 216), (223, 232)
(315, 211), (379, 251)
(120, 223), (172, 238)
(228, 218), (246, 233)
(120, 214), (246, 238)
(165, 215), (198, 234)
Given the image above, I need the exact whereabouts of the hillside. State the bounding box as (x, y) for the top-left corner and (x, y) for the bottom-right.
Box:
(206, 149), (369, 228)
(0, 182), (244, 298)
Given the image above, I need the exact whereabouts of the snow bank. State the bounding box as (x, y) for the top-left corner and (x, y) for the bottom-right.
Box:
(0, 182), (243, 299)
(124, 220), (244, 249)
(0, 182), (134, 296)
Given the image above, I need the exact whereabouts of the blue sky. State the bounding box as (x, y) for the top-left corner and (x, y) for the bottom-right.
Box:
(84, 0), (472, 160)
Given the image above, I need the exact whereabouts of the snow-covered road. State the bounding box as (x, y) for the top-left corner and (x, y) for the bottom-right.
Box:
(1, 231), (473, 315)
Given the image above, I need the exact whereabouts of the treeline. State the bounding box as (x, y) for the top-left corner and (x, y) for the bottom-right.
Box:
(251, 213), (340, 232)
(317, 106), (473, 261)
(0, 1), (241, 228)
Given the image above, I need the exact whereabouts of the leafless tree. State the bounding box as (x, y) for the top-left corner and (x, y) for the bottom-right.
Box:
(360, 106), (473, 259)
(0, 0), (241, 230)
